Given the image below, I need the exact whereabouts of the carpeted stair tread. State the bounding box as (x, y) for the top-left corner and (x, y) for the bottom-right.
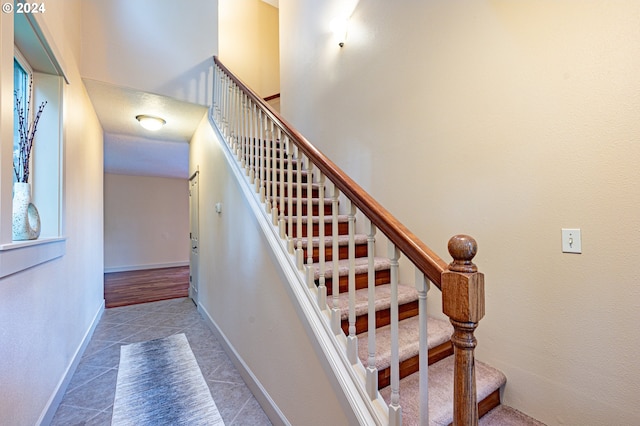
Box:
(300, 214), (349, 224)
(379, 356), (507, 426)
(314, 257), (391, 279)
(273, 181), (322, 193)
(327, 283), (419, 320)
(271, 168), (310, 177)
(270, 195), (333, 206)
(479, 405), (546, 426)
(357, 315), (453, 370)
(296, 233), (368, 249)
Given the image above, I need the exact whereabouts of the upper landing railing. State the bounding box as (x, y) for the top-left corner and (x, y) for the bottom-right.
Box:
(211, 56), (485, 426)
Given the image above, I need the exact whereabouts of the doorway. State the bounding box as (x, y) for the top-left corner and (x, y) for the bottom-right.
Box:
(189, 169), (200, 305)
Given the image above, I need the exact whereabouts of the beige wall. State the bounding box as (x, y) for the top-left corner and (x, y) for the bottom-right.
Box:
(80, 0), (218, 105)
(189, 116), (354, 425)
(0, 2), (105, 424)
(219, 0), (280, 98)
(280, 1), (640, 425)
(104, 173), (189, 271)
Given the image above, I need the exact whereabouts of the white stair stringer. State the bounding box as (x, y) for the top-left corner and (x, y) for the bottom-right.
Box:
(209, 113), (388, 425)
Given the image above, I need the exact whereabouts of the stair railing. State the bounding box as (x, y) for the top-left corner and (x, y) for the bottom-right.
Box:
(212, 56), (485, 426)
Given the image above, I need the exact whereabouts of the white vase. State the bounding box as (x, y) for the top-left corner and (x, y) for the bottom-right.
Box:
(12, 182), (41, 241)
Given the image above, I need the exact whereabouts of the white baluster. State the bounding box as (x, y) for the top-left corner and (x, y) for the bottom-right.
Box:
(217, 72), (223, 132)
(295, 153), (304, 270)
(306, 161), (315, 287)
(317, 172), (327, 310)
(219, 73), (226, 134)
(223, 76), (230, 137)
(254, 106), (260, 190)
(273, 127), (282, 226)
(231, 86), (237, 154)
(347, 200), (358, 364)
(251, 104), (257, 187)
(236, 90), (244, 165)
(388, 242), (402, 426)
(270, 121), (278, 220)
(258, 111), (266, 203)
(230, 84), (236, 149)
(214, 66), (220, 122)
(366, 219), (378, 399)
(240, 95), (246, 166)
(246, 98), (251, 174)
(216, 67), (222, 124)
(227, 82), (234, 147)
(247, 100), (252, 176)
(331, 184), (341, 335)
(247, 101), (253, 178)
(264, 118), (271, 214)
(232, 85), (242, 152)
(234, 87), (239, 148)
(279, 135), (288, 238)
(287, 144), (295, 253)
(416, 269), (431, 426)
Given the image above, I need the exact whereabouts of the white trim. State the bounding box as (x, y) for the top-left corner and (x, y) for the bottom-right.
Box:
(37, 300), (105, 426)
(0, 237), (66, 278)
(104, 261), (189, 274)
(208, 114), (384, 425)
(14, 46), (32, 73)
(24, 13), (69, 83)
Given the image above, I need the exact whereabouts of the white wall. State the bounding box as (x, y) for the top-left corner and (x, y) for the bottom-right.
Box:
(189, 116), (355, 425)
(104, 173), (189, 272)
(0, 2), (105, 424)
(219, 0), (280, 98)
(80, 0), (218, 105)
(280, 1), (640, 425)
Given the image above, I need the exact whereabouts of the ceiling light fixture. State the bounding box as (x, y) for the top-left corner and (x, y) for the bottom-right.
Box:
(136, 114), (166, 131)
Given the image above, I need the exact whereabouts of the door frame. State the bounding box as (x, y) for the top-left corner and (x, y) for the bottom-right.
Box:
(188, 168), (200, 305)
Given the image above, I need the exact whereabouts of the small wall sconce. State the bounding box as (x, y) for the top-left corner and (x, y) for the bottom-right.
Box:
(136, 114), (166, 131)
(331, 17), (349, 47)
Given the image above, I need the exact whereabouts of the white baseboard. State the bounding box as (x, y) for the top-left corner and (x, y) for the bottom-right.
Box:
(197, 304), (291, 426)
(104, 261), (189, 274)
(37, 300), (105, 426)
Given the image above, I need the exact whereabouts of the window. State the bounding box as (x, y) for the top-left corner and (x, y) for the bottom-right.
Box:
(10, 47), (64, 240)
(0, 14), (66, 277)
(13, 52), (31, 185)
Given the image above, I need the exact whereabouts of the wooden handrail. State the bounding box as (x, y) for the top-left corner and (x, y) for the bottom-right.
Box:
(214, 56), (448, 287)
(264, 93), (280, 102)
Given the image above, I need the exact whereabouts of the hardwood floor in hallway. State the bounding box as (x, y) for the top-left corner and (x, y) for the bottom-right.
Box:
(104, 266), (189, 308)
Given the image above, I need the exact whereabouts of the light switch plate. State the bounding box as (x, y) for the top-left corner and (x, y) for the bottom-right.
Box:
(562, 228), (582, 253)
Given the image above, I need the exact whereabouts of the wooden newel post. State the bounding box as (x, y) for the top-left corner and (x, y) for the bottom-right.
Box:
(442, 235), (485, 426)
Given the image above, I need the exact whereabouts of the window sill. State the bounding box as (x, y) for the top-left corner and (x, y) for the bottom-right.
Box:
(0, 237), (66, 278)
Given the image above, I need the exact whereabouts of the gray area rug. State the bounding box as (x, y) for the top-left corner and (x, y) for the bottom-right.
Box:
(112, 333), (225, 426)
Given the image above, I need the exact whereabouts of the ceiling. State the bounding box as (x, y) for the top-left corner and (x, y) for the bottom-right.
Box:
(84, 79), (207, 179)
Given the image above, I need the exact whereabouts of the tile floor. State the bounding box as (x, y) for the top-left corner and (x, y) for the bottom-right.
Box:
(51, 297), (272, 426)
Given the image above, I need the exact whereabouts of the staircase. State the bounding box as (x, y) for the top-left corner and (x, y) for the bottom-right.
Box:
(212, 56), (544, 426)
(267, 139), (510, 425)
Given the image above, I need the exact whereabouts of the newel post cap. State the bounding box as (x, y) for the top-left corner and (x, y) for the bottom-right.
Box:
(448, 234), (478, 273)
(442, 235), (485, 323)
